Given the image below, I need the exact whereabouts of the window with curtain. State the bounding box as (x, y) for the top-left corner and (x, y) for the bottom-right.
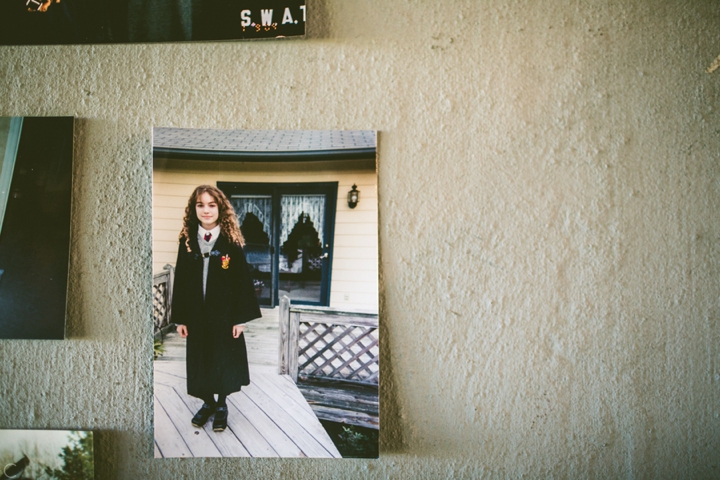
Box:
(280, 195), (325, 246)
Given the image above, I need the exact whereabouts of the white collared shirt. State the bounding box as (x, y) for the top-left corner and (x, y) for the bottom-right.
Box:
(198, 225), (221, 242)
(197, 225), (221, 301)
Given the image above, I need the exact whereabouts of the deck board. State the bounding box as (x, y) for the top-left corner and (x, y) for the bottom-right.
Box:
(154, 393), (192, 458)
(154, 308), (340, 458)
(222, 400), (279, 457)
(246, 382), (337, 458)
(156, 384), (223, 458)
(174, 392), (252, 458)
(154, 369), (185, 388)
(229, 390), (305, 457)
(250, 369), (316, 417)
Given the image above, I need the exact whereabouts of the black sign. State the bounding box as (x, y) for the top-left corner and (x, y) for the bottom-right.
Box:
(0, 0), (305, 45)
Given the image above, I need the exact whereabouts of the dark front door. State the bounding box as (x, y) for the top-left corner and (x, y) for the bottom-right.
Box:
(218, 182), (337, 308)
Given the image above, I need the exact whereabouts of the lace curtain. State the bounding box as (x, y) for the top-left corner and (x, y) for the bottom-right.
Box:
(230, 196), (272, 240)
(230, 194), (326, 246)
(280, 195), (325, 246)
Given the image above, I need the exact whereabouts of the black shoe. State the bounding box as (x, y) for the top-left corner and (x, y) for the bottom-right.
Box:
(213, 406), (228, 432)
(191, 403), (215, 428)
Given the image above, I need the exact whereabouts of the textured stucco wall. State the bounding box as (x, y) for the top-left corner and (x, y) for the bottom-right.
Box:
(1, 1), (718, 478)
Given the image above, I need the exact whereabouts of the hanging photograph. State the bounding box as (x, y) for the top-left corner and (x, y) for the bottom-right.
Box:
(0, 429), (94, 480)
(152, 127), (379, 458)
(0, 0), (305, 45)
(0, 117), (74, 340)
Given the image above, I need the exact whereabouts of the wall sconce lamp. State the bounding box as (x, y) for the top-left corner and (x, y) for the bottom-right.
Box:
(347, 184), (360, 209)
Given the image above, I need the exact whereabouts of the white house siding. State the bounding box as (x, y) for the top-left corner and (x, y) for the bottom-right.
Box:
(153, 157), (378, 313)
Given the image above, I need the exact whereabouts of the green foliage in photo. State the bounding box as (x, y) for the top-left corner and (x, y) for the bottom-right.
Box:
(44, 431), (93, 480)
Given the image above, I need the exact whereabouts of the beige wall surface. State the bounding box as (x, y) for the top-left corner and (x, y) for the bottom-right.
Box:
(0, 1), (718, 478)
(153, 157), (378, 311)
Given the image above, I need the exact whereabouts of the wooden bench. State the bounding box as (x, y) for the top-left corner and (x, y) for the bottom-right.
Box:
(278, 296), (379, 430)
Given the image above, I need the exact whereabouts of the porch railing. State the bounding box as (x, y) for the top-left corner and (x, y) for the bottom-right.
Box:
(152, 264), (175, 337)
(278, 296), (379, 429)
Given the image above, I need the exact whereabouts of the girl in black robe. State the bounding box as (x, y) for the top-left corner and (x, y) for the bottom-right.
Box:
(171, 185), (261, 432)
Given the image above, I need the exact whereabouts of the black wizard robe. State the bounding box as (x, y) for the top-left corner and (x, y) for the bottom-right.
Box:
(170, 230), (261, 397)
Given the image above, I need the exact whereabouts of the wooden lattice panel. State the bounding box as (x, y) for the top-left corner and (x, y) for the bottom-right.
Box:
(297, 322), (379, 384)
(278, 298), (380, 428)
(152, 282), (168, 333)
(152, 265), (175, 335)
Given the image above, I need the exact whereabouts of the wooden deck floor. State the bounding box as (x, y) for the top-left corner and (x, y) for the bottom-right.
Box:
(154, 309), (341, 458)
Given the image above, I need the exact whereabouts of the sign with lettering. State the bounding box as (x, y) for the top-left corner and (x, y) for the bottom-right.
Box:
(0, 0), (306, 45)
(239, 2), (306, 38)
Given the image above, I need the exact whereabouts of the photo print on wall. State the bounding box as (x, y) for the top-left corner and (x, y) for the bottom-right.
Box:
(0, 429), (94, 480)
(0, 0), (305, 45)
(152, 127), (379, 458)
(0, 117), (74, 340)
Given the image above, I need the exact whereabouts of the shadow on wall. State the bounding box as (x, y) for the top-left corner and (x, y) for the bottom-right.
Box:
(377, 258), (407, 453)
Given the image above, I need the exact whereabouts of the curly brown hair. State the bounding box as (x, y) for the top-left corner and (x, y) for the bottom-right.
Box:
(179, 185), (244, 252)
